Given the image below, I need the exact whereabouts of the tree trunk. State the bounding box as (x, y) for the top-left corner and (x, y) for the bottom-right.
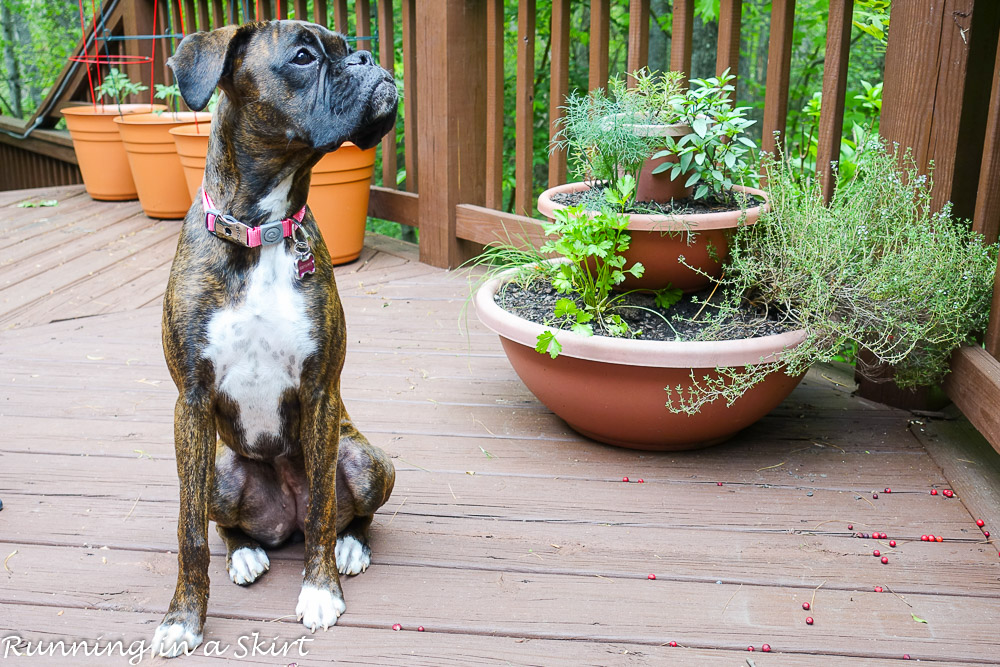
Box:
(1, 0), (23, 118)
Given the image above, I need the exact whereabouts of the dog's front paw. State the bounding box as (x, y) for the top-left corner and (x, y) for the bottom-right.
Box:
(335, 535), (371, 575)
(295, 584), (346, 632)
(228, 546), (270, 585)
(152, 618), (203, 658)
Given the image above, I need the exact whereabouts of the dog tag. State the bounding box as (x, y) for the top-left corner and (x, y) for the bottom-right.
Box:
(296, 252), (316, 279)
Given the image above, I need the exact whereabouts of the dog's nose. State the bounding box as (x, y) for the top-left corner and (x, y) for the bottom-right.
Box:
(346, 50), (375, 67)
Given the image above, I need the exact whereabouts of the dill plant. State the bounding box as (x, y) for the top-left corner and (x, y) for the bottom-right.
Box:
(666, 139), (998, 413)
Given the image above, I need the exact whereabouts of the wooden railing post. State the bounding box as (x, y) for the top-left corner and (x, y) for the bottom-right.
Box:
(415, 0), (487, 268)
(860, 0), (1000, 409)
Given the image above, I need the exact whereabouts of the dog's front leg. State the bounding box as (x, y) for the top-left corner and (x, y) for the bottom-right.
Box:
(153, 391), (216, 657)
(295, 387), (347, 631)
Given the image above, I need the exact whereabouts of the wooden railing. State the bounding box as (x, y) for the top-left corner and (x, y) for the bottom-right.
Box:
(4, 0), (1000, 450)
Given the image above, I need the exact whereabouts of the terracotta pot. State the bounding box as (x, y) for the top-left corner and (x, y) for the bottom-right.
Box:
(624, 120), (693, 202)
(169, 122), (212, 201)
(537, 181), (767, 293)
(309, 142), (375, 265)
(61, 103), (167, 201)
(475, 269), (806, 451)
(114, 111), (211, 219)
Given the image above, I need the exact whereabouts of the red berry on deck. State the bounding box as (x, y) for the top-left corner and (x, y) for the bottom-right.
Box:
(936, 536), (943, 542)
(931, 489), (938, 495)
(943, 490), (954, 498)
(747, 646), (754, 652)
(717, 482), (723, 486)
(890, 540), (897, 547)
(921, 535), (929, 541)
(392, 624), (402, 631)
(762, 644), (771, 652)
(638, 479), (644, 484)
(648, 574), (656, 580)
(985, 531), (991, 538)
(875, 586), (883, 593)
(417, 626), (425, 632)
(880, 533), (888, 539)
(885, 488), (891, 493)
(802, 602), (810, 610)
(903, 655), (911, 660)
(622, 477), (629, 482)
(805, 617), (814, 625)
(848, 524), (853, 530)
(873, 550), (880, 557)
(873, 492), (879, 499)
(668, 641), (678, 647)
(881, 556), (889, 564)
(977, 519), (986, 527)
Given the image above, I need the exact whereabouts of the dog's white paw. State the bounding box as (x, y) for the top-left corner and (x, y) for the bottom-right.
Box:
(228, 546), (270, 585)
(335, 535), (370, 575)
(152, 620), (203, 658)
(295, 584), (346, 632)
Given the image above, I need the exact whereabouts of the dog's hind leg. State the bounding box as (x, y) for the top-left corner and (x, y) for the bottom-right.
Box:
(334, 410), (395, 576)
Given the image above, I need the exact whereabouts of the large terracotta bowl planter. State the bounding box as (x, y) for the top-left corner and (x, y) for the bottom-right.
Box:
(169, 121), (212, 201)
(309, 142), (376, 265)
(474, 269), (806, 451)
(114, 112), (211, 219)
(61, 103), (166, 201)
(537, 182), (767, 293)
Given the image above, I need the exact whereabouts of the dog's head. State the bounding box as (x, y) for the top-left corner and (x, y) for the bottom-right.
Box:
(167, 21), (397, 152)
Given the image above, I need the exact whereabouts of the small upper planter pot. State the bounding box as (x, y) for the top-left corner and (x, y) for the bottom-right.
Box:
(613, 116), (693, 202)
(537, 182), (768, 293)
(474, 267), (806, 451)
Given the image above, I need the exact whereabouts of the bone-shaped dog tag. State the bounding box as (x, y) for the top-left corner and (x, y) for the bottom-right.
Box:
(295, 240), (315, 280)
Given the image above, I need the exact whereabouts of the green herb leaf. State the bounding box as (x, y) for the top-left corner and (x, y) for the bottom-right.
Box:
(911, 613), (928, 624)
(535, 331), (562, 359)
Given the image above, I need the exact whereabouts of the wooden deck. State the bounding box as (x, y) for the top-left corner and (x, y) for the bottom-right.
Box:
(2, 185), (1000, 665)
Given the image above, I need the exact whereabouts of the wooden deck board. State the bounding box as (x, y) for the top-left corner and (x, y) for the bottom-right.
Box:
(2, 186), (999, 663)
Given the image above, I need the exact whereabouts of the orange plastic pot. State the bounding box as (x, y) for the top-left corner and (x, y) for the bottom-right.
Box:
(309, 142), (375, 265)
(169, 122), (212, 201)
(475, 267), (806, 451)
(114, 111), (212, 219)
(61, 103), (166, 201)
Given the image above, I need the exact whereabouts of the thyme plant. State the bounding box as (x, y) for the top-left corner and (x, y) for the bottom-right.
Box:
(666, 140), (998, 413)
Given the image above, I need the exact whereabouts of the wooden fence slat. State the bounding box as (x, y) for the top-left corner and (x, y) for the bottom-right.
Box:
(401, 0), (418, 193)
(589, 0), (610, 91)
(197, 0), (209, 30)
(314, 0), (327, 27)
(355, 0), (371, 49)
(626, 0), (650, 86)
(987, 256), (1000, 359)
(276, 0), (288, 19)
(760, 0), (796, 155)
(515, 0), (537, 217)
(377, 0), (397, 190)
(293, 0), (307, 22)
(334, 0), (348, 34)
(816, 0), (852, 203)
(973, 41), (1000, 246)
(716, 0), (742, 90)
(549, 0), (570, 188)
(670, 0), (693, 81)
(943, 346), (1000, 455)
(485, 0), (504, 210)
(257, 0), (271, 21)
(183, 0), (197, 33)
(211, 0), (224, 27)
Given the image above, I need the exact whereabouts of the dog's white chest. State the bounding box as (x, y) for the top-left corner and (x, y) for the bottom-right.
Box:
(205, 245), (316, 447)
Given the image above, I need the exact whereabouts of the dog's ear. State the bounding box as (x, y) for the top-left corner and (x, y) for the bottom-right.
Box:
(167, 25), (239, 111)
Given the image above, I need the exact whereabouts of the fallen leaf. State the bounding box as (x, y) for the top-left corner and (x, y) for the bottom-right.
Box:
(86, 355), (105, 361)
(911, 613), (928, 624)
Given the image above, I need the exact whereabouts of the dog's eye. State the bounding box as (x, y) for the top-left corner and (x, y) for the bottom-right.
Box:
(292, 49), (315, 66)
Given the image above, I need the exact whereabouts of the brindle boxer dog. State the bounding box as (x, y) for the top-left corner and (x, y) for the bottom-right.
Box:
(152, 21), (397, 658)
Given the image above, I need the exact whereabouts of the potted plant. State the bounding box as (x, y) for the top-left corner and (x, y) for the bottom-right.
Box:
(60, 68), (166, 201)
(539, 70), (765, 293)
(474, 140), (996, 451)
(114, 82), (210, 219)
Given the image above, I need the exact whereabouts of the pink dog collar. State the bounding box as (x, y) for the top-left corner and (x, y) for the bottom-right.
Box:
(203, 187), (306, 247)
